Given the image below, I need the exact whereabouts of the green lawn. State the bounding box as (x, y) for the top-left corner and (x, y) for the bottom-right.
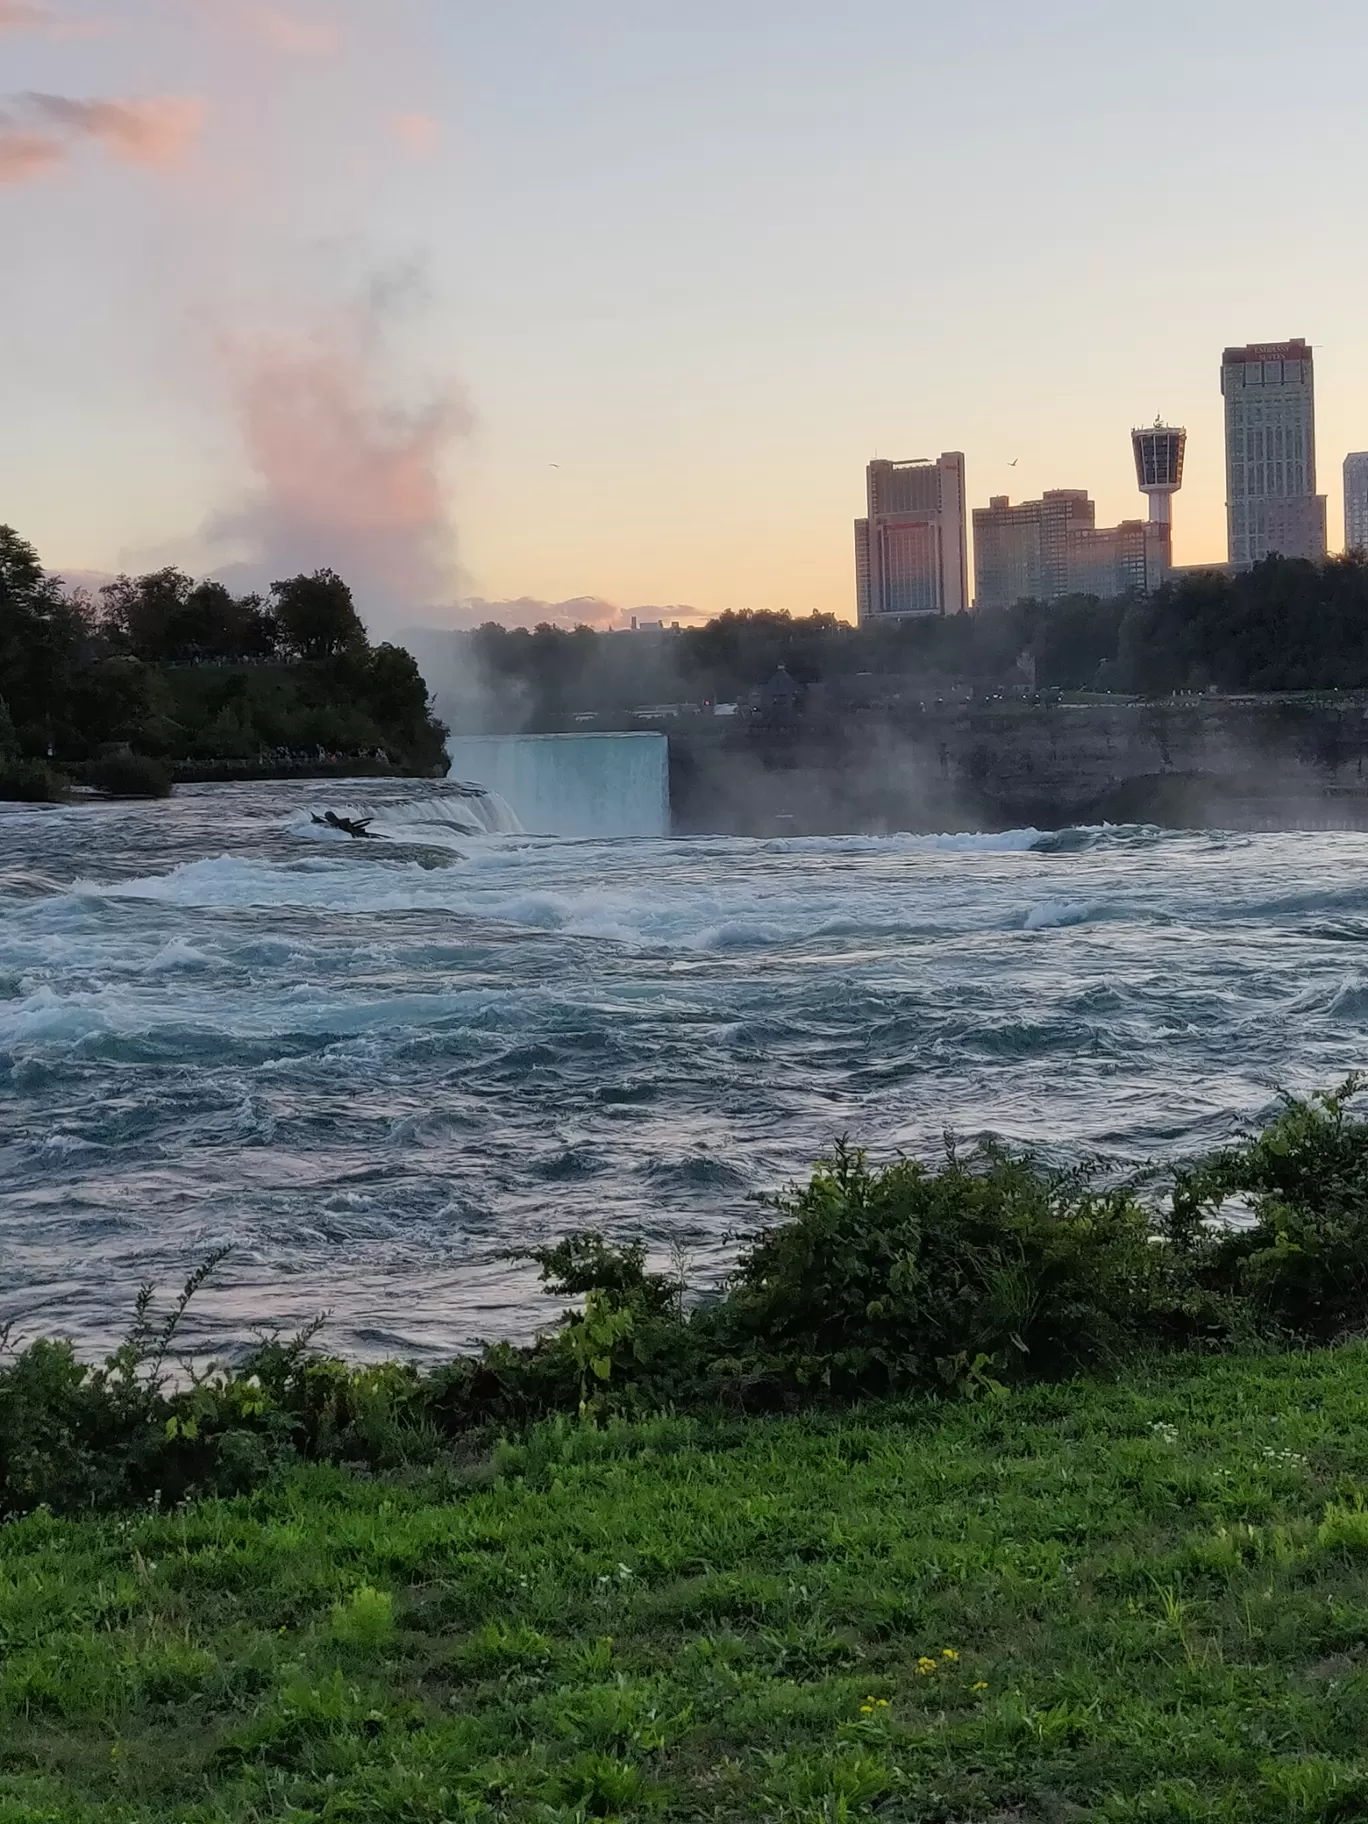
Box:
(5, 1350), (1368, 1822)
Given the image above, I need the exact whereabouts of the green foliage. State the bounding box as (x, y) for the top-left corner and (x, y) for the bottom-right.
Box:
(272, 568), (366, 661)
(330, 1584), (396, 1648)
(9, 1091), (1368, 1523)
(714, 1139), (1174, 1395)
(5, 1351), (1368, 1820)
(1169, 1080), (1368, 1342)
(0, 757), (68, 801)
(0, 524), (447, 777)
(84, 752), (173, 798)
(443, 554), (1368, 736)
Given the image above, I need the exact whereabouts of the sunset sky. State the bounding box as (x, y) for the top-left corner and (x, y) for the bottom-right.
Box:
(5, 0), (1368, 629)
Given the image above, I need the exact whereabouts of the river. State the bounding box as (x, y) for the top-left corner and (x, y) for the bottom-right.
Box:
(2, 779), (1365, 1358)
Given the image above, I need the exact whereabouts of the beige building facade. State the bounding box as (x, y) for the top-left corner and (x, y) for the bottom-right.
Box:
(972, 491), (1169, 612)
(854, 453), (969, 621)
(1222, 339), (1327, 566)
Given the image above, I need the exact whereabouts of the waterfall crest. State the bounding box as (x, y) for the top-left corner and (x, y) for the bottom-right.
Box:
(445, 733), (669, 838)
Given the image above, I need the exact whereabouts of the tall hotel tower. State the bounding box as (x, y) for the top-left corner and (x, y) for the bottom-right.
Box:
(1221, 339), (1327, 567)
(1345, 453), (1368, 553)
(855, 454), (969, 622)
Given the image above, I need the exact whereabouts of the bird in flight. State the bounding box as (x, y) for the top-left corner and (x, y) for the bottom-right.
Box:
(1008, 458), (1019, 467)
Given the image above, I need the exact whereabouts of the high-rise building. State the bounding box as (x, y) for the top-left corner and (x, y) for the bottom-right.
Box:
(1069, 520), (1171, 601)
(1345, 453), (1368, 553)
(972, 490), (1094, 612)
(973, 487), (1169, 612)
(854, 454), (968, 621)
(1222, 339), (1327, 566)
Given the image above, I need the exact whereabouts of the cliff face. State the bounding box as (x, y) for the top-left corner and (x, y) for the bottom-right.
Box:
(669, 699), (1368, 835)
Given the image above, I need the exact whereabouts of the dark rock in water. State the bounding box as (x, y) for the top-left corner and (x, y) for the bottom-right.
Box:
(311, 811), (376, 839)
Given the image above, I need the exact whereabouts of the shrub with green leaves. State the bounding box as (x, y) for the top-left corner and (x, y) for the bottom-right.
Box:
(1169, 1078), (1368, 1342)
(0, 757), (69, 801)
(85, 751), (173, 798)
(711, 1139), (1175, 1395)
(10, 1088), (1368, 1517)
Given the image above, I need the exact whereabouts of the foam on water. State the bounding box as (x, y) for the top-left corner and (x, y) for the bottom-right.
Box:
(3, 781), (1368, 1359)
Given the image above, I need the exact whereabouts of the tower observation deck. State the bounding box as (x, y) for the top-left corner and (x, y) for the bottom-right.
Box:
(1132, 421), (1187, 527)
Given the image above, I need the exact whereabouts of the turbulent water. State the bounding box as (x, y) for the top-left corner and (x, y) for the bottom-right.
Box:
(3, 779), (1368, 1360)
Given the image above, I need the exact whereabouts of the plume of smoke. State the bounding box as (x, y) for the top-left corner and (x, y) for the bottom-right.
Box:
(0, 91), (204, 182)
(209, 291), (469, 631)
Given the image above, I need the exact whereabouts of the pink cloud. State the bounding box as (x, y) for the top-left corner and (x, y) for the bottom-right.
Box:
(238, 4), (341, 55)
(23, 92), (206, 169)
(0, 2), (113, 38)
(392, 111), (439, 157)
(0, 126), (63, 183)
(210, 311), (469, 621)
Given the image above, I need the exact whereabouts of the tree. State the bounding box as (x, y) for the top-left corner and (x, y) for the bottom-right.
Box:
(99, 568), (195, 660)
(0, 525), (85, 750)
(272, 570), (367, 661)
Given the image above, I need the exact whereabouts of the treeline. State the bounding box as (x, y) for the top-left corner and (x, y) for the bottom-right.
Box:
(0, 526), (448, 797)
(447, 554), (1368, 732)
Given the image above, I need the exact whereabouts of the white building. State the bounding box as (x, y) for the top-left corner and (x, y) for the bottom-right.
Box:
(1345, 453), (1368, 554)
(1222, 339), (1327, 567)
(854, 453), (969, 621)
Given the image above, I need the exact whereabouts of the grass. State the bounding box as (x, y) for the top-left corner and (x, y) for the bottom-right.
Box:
(5, 1350), (1368, 1821)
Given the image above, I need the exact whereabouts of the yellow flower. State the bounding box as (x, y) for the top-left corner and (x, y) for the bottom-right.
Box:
(916, 1656), (938, 1676)
(972, 1680), (989, 1692)
(941, 1648), (960, 1662)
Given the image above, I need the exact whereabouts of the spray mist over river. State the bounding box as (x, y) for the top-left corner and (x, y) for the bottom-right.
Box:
(3, 778), (1368, 1359)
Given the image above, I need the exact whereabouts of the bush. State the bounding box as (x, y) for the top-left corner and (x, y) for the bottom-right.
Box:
(709, 1140), (1175, 1396)
(1169, 1080), (1368, 1342)
(86, 751), (173, 798)
(9, 1092), (1368, 1518)
(0, 758), (69, 801)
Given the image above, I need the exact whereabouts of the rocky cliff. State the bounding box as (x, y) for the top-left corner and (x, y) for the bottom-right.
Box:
(669, 697), (1368, 835)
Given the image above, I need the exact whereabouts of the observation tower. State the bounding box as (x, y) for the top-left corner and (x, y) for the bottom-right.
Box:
(1131, 421), (1186, 527)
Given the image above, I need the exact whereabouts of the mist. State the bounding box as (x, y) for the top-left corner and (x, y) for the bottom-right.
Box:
(207, 283), (469, 635)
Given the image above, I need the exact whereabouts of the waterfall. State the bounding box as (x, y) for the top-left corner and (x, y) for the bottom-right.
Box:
(444, 733), (670, 838)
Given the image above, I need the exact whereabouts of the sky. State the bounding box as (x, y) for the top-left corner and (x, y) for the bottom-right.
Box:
(4, 0), (1368, 631)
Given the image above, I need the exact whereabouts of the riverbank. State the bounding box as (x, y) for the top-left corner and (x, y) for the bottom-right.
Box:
(4, 1346), (1368, 1822)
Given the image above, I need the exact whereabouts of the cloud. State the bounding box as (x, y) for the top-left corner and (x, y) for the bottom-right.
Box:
(0, 92), (205, 182)
(0, 0), (46, 29)
(0, 2), (113, 36)
(236, 4), (341, 56)
(0, 127), (63, 183)
(23, 92), (206, 168)
(392, 111), (439, 157)
(209, 299), (470, 626)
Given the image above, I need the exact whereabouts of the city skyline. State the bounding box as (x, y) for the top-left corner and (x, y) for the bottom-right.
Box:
(6, 2), (1368, 630)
